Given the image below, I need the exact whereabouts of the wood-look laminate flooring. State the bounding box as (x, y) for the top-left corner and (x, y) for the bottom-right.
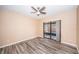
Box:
(0, 38), (78, 54)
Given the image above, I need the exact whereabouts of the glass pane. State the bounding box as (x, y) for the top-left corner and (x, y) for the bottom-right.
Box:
(44, 24), (50, 33)
(51, 23), (56, 33)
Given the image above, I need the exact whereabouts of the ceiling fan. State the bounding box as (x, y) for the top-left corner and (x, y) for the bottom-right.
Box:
(31, 6), (46, 16)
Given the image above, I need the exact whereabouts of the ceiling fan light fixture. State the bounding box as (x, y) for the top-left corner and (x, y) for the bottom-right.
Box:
(37, 12), (40, 16)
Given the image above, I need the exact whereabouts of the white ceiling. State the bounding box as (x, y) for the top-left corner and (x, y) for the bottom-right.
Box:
(0, 5), (77, 19)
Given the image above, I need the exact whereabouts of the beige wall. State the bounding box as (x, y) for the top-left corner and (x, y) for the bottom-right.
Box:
(77, 6), (79, 52)
(39, 9), (77, 47)
(0, 11), (38, 47)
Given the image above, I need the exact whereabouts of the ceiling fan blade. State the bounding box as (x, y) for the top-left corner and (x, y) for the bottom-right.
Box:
(31, 12), (36, 14)
(40, 12), (46, 14)
(40, 7), (46, 11)
(31, 6), (38, 12)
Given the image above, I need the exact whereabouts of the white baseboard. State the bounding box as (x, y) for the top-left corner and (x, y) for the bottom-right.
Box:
(0, 36), (37, 48)
(61, 42), (77, 48)
(77, 48), (79, 53)
(78, 51), (79, 53)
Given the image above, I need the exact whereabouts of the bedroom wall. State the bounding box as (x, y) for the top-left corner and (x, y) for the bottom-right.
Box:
(0, 11), (38, 47)
(77, 6), (79, 52)
(39, 8), (77, 47)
